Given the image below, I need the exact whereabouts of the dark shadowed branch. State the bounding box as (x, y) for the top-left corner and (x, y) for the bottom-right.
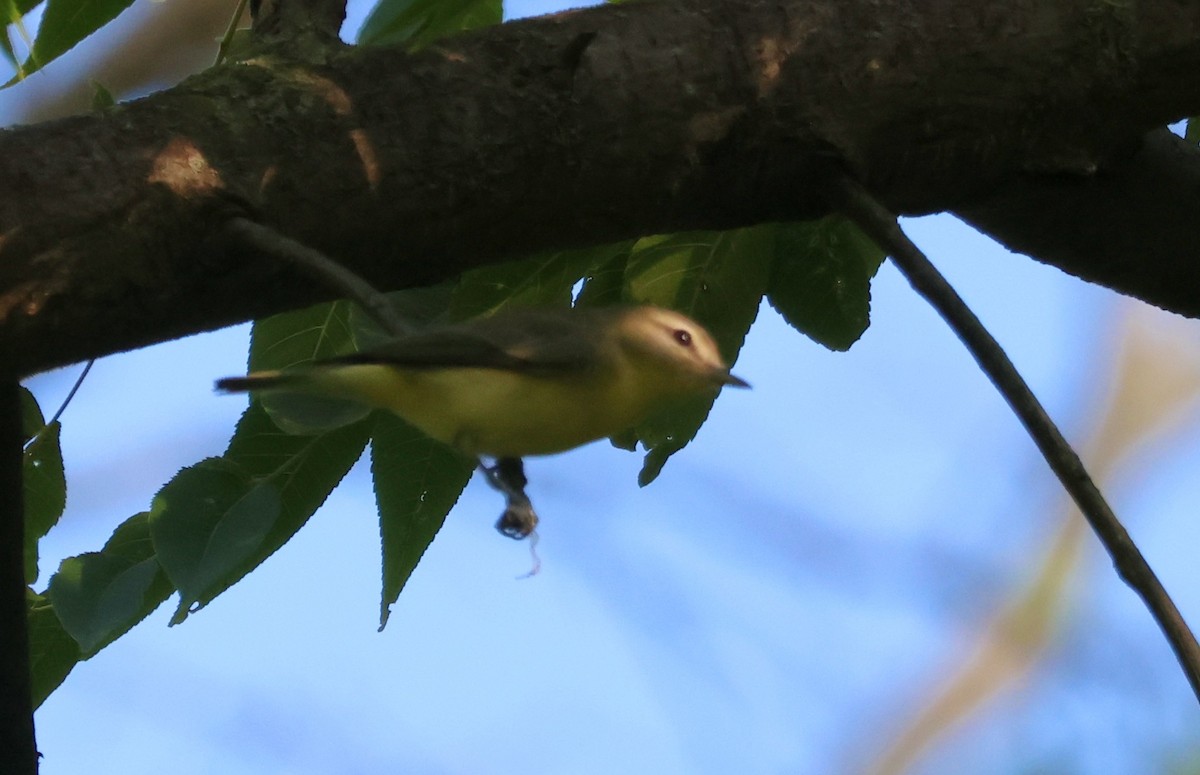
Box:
(5, 0), (1200, 376)
(0, 380), (37, 774)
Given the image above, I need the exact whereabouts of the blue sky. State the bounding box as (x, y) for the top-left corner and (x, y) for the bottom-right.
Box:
(11, 2), (1200, 773)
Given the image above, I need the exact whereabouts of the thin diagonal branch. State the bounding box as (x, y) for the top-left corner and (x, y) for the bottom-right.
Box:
(829, 173), (1200, 704)
(226, 217), (412, 336)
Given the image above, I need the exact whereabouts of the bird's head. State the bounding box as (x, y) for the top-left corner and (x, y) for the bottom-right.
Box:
(616, 306), (749, 395)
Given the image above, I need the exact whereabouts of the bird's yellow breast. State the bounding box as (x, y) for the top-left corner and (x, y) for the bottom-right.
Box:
(309, 362), (665, 458)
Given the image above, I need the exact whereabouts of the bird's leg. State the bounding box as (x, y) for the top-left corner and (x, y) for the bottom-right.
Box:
(481, 457), (539, 540)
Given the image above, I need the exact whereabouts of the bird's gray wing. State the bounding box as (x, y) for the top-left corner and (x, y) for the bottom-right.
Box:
(322, 308), (614, 374)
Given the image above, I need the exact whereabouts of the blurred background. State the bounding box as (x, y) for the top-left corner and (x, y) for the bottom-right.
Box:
(9, 0), (1200, 772)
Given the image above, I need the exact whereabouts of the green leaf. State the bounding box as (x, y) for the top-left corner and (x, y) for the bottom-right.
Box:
(225, 400), (370, 499)
(628, 394), (717, 486)
(90, 78), (114, 110)
(152, 388), (368, 624)
(10, 0), (136, 84)
(350, 283), (456, 351)
(1187, 117), (1200, 146)
(250, 300), (370, 434)
(372, 414), (472, 631)
(1, 0), (39, 71)
(0, 26), (15, 68)
(149, 459), (283, 623)
(257, 391), (372, 436)
(48, 512), (172, 656)
(357, 0), (501, 48)
(27, 589), (80, 709)
(250, 300), (358, 371)
(21, 386), (65, 584)
(449, 244), (631, 320)
(767, 217), (884, 351)
(574, 249), (631, 308)
(2, 0), (43, 20)
(623, 225), (773, 484)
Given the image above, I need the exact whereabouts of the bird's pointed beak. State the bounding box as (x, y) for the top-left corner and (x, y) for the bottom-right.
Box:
(717, 370), (750, 389)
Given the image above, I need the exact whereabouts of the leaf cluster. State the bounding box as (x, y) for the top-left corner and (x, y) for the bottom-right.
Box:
(2, 0), (135, 84)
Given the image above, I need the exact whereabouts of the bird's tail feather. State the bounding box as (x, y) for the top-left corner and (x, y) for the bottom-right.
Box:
(215, 371), (297, 393)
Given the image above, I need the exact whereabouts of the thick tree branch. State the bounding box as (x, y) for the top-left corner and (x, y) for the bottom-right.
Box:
(2, 0), (1200, 375)
(957, 129), (1200, 318)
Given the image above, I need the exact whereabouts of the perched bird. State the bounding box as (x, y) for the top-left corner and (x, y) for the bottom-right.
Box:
(216, 305), (748, 458)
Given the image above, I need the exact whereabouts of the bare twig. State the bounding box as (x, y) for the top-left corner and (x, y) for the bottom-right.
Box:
(214, 0), (251, 65)
(225, 217), (412, 337)
(23, 359), (93, 453)
(828, 173), (1200, 703)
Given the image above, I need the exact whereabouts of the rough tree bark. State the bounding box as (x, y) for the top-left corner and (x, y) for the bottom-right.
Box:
(2, 0), (1199, 376)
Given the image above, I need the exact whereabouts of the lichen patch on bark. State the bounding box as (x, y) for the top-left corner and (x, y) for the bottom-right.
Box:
(147, 137), (223, 197)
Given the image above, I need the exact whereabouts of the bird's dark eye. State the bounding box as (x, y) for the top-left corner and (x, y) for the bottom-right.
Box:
(673, 329), (693, 347)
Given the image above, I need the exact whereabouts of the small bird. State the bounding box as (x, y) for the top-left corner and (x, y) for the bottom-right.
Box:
(216, 305), (748, 458)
